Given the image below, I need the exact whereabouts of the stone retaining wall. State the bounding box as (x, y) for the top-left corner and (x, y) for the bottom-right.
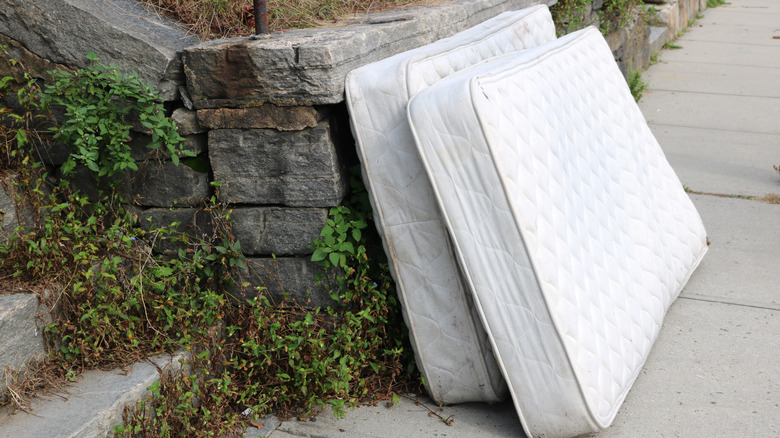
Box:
(1, 0), (696, 306)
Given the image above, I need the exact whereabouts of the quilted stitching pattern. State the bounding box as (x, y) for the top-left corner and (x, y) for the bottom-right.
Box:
(408, 27), (707, 436)
(344, 6), (556, 404)
(407, 18), (555, 95)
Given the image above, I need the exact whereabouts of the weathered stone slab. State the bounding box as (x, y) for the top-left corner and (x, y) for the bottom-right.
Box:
(648, 26), (669, 55)
(141, 206), (326, 256)
(648, 0), (703, 37)
(231, 207), (328, 256)
(197, 105), (327, 131)
(231, 257), (338, 309)
(172, 108), (206, 136)
(209, 122), (347, 207)
(182, 0), (553, 108)
(605, 15), (651, 75)
(0, 293), (46, 400)
(0, 0), (199, 100)
(0, 351), (188, 438)
(134, 161), (210, 207)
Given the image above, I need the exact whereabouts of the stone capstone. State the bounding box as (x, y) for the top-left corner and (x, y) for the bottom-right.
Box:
(209, 122), (347, 207)
(230, 257), (338, 309)
(231, 207), (328, 256)
(0, 34), (75, 88)
(181, 0), (552, 108)
(197, 105), (327, 131)
(0, 0), (199, 100)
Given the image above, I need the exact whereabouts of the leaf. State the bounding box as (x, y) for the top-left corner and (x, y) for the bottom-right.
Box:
(14, 129), (28, 147)
(311, 247), (330, 262)
(338, 242), (354, 254)
(250, 421), (264, 429)
(328, 252), (340, 267)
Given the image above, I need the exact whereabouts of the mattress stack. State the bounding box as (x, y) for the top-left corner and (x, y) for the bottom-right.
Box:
(346, 6), (707, 438)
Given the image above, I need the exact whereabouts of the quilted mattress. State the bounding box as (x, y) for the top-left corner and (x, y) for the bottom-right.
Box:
(345, 5), (556, 404)
(407, 27), (708, 437)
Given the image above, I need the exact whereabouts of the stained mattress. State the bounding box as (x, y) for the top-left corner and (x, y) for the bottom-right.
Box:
(345, 5), (556, 404)
(407, 27), (708, 437)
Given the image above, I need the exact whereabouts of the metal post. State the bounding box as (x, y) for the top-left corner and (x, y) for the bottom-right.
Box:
(254, 0), (268, 34)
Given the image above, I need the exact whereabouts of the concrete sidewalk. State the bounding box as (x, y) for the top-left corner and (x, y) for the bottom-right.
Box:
(257, 1), (780, 436)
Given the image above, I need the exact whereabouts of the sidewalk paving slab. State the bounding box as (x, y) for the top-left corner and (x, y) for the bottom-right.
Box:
(267, 395), (521, 438)
(652, 40), (780, 69)
(674, 23), (780, 45)
(642, 61), (780, 97)
(647, 126), (779, 196)
(685, 195), (779, 309)
(582, 297), (779, 438)
(640, 91), (780, 135)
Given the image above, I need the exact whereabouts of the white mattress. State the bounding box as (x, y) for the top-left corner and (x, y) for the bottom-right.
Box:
(407, 27), (708, 437)
(345, 6), (556, 404)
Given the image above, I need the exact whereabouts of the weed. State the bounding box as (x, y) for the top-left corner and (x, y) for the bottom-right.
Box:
(759, 193), (780, 204)
(707, 0), (728, 7)
(649, 51), (660, 65)
(599, 0), (645, 35)
(550, 0), (590, 37)
(664, 42), (682, 50)
(1, 45), (418, 437)
(627, 68), (647, 102)
(39, 51), (193, 183)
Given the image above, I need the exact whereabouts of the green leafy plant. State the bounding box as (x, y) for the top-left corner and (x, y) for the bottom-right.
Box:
(649, 51), (660, 66)
(627, 67), (647, 102)
(663, 41), (682, 50)
(550, 0), (590, 36)
(39, 51), (193, 181)
(707, 0), (728, 7)
(599, 0), (645, 35)
(3, 45), (418, 438)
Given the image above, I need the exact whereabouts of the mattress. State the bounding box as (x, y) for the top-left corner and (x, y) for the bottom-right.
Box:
(344, 5), (556, 404)
(407, 27), (708, 437)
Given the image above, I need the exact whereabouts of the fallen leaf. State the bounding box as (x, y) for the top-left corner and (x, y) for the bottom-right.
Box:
(250, 421), (264, 429)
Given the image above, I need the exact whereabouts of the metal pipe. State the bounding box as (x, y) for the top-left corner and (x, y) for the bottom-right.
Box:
(254, 0), (268, 34)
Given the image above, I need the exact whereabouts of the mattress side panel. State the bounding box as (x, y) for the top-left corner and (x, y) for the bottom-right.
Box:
(473, 28), (708, 426)
(346, 63), (501, 404)
(344, 5), (557, 404)
(408, 67), (595, 437)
